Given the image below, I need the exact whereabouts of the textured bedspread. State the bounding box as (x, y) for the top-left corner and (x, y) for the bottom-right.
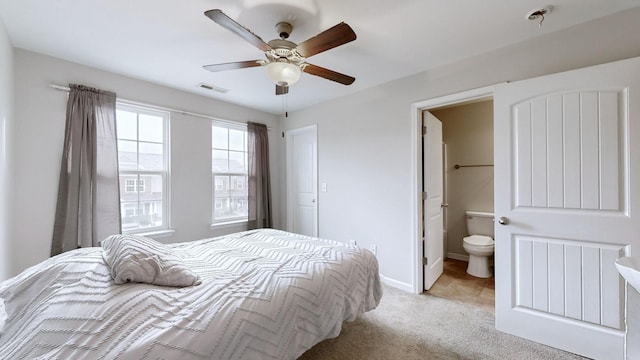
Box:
(0, 229), (382, 359)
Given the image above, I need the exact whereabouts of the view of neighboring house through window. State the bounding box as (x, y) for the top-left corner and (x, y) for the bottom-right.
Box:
(212, 122), (248, 224)
(116, 103), (169, 233)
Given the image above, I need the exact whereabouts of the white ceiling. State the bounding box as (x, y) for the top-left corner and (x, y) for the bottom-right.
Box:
(1, 0), (639, 114)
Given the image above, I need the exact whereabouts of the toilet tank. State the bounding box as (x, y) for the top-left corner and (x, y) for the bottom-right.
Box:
(465, 211), (494, 238)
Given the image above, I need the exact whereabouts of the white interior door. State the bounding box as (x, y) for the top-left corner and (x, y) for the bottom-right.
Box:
(423, 111), (444, 290)
(494, 56), (640, 359)
(286, 125), (318, 237)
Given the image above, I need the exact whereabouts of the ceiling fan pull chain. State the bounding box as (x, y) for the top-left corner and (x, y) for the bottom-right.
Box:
(284, 94), (288, 118)
(282, 93), (287, 118)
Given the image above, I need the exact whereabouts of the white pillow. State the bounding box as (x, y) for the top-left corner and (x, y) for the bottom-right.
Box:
(101, 234), (201, 287)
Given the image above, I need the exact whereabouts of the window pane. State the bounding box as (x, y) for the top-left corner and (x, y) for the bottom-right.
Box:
(120, 175), (139, 201)
(229, 129), (244, 151)
(121, 202), (139, 230)
(229, 150), (244, 172)
(215, 199), (223, 210)
(139, 142), (164, 170)
(231, 176), (248, 195)
(214, 175), (230, 193)
(214, 176), (224, 192)
(118, 140), (138, 170)
(139, 174), (163, 202)
(213, 149), (229, 172)
(144, 201), (163, 227)
(116, 110), (137, 141)
(139, 114), (163, 143)
(118, 139), (137, 153)
(121, 201), (163, 231)
(212, 126), (228, 149)
(214, 197), (231, 220)
(230, 197), (248, 217)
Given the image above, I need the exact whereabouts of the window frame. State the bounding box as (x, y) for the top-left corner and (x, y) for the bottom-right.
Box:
(116, 102), (171, 234)
(211, 120), (249, 226)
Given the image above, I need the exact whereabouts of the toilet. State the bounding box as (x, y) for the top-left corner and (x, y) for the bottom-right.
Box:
(462, 211), (495, 278)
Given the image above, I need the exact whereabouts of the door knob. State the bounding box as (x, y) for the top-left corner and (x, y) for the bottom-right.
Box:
(312, 199), (316, 203)
(497, 217), (509, 225)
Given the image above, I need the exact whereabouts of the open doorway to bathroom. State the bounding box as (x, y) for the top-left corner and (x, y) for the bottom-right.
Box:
(423, 98), (495, 313)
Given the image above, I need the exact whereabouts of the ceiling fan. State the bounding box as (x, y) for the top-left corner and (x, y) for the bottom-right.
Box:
(203, 9), (357, 95)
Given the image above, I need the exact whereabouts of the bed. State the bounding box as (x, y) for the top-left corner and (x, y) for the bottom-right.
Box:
(0, 228), (382, 359)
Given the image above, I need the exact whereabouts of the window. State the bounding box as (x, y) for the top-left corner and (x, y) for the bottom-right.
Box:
(116, 103), (169, 233)
(212, 122), (248, 224)
(124, 179), (145, 193)
(125, 179), (136, 193)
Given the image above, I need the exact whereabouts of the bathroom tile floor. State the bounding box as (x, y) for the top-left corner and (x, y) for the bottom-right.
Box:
(426, 258), (495, 313)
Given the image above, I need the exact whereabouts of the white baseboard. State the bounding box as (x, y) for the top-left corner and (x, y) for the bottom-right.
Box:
(380, 274), (414, 293)
(447, 252), (469, 262)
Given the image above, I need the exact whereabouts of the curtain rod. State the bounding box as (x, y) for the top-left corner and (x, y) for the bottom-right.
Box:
(48, 83), (271, 130)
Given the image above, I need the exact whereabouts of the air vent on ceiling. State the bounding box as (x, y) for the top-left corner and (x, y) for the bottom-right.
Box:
(198, 82), (229, 93)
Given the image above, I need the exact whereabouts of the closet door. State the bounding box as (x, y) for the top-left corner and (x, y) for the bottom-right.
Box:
(494, 56), (640, 359)
(286, 125), (318, 237)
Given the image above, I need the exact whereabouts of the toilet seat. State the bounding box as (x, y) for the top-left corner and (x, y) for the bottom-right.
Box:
(463, 235), (494, 247)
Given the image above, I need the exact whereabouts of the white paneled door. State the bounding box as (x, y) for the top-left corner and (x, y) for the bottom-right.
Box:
(286, 125), (318, 237)
(494, 56), (640, 359)
(423, 111), (444, 290)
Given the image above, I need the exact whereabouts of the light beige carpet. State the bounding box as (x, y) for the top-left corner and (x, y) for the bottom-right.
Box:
(299, 285), (587, 360)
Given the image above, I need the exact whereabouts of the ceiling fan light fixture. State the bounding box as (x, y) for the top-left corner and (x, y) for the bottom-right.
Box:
(265, 61), (301, 86)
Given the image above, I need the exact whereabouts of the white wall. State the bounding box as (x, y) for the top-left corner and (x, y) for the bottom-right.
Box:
(0, 17), (13, 281)
(432, 101), (494, 258)
(281, 7), (640, 290)
(9, 49), (282, 278)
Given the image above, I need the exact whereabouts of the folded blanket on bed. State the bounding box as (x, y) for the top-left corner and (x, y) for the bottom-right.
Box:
(101, 234), (201, 287)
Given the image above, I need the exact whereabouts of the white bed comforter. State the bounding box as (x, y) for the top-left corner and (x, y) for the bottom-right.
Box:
(0, 229), (382, 359)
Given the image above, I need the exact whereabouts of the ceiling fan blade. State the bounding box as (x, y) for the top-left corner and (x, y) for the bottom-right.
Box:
(203, 60), (263, 72)
(296, 22), (356, 58)
(204, 9), (271, 52)
(276, 84), (289, 95)
(303, 63), (355, 85)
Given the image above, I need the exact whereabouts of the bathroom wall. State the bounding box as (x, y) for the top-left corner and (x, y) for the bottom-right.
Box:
(431, 100), (494, 258)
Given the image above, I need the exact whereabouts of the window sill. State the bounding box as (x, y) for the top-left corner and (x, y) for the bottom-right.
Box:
(210, 220), (248, 230)
(126, 229), (176, 239)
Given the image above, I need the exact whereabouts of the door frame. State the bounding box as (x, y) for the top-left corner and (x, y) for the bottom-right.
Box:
(285, 124), (318, 236)
(410, 84), (497, 294)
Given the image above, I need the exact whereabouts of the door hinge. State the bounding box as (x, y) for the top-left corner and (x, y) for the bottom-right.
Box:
(423, 257), (428, 266)
(422, 126), (427, 136)
(423, 192), (427, 200)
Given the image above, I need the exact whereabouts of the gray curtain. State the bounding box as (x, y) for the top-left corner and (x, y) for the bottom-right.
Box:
(51, 84), (121, 256)
(247, 121), (272, 229)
